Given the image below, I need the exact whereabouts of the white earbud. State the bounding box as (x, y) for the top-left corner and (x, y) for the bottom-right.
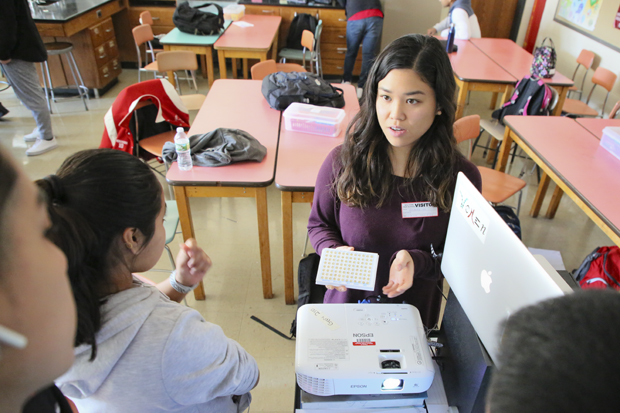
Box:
(0, 325), (28, 349)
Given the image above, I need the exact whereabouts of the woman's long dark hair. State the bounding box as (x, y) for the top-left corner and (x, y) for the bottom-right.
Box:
(36, 149), (161, 360)
(336, 34), (461, 211)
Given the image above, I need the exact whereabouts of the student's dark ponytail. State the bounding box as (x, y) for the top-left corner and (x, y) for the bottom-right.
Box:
(36, 149), (161, 360)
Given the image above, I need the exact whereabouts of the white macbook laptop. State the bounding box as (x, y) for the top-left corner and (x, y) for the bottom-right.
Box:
(441, 172), (572, 364)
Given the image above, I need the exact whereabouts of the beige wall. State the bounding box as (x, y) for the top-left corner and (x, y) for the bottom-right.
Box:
(381, 0), (443, 49)
(517, 0), (620, 117)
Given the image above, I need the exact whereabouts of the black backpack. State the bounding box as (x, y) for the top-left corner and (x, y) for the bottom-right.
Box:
(286, 13), (318, 50)
(290, 253), (325, 337)
(492, 76), (553, 125)
(261, 72), (345, 111)
(493, 205), (522, 240)
(173, 2), (224, 36)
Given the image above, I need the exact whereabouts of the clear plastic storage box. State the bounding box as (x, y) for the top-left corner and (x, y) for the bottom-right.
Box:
(283, 102), (346, 137)
(224, 4), (245, 21)
(601, 126), (620, 161)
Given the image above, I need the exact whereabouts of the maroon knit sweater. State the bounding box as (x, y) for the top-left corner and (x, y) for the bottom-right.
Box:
(307, 146), (482, 328)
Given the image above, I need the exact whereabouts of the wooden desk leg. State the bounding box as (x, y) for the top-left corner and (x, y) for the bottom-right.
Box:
(255, 187), (273, 299)
(282, 191), (295, 305)
(486, 138), (499, 164)
(200, 55), (208, 78)
(490, 92), (498, 109)
(218, 50), (227, 80)
(272, 33), (279, 61)
(243, 59), (248, 79)
(546, 185), (564, 219)
(167, 70), (176, 88)
(173, 186), (206, 300)
(455, 81), (469, 120)
(206, 47), (215, 88)
(553, 86), (568, 116)
(530, 172), (550, 218)
(496, 127), (513, 172)
(231, 58), (238, 79)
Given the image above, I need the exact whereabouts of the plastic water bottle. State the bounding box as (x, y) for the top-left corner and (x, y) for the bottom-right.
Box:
(174, 127), (193, 171)
(446, 23), (456, 53)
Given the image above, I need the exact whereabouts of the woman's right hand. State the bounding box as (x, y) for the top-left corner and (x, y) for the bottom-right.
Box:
(326, 245), (354, 292)
(427, 28), (438, 36)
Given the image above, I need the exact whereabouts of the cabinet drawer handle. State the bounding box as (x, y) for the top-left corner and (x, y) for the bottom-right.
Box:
(262, 10), (274, 13)
(338, 35), (345, 39)
(104, 73), (110, 78)
(338, 18), (346, 22)
(337, 47), (347, 51)
(99, 54), (106, 59)
(105, 28), (112, 33)
(152, 16), (160, 20)
(337, 66), (344, 70)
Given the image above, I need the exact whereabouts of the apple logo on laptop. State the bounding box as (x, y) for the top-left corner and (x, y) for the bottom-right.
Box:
(481, 270), (493, 293)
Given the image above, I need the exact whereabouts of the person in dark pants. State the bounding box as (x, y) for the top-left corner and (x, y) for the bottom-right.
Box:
(0, 0), (58, 156)
(337, 0), (384, 99)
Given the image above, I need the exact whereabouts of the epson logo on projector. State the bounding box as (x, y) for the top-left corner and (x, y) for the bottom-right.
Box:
(353, 333), (374, 337)
(351, 384), (367, 388)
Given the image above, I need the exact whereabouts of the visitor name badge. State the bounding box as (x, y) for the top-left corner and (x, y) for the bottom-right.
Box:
(402, 202), (438, 218)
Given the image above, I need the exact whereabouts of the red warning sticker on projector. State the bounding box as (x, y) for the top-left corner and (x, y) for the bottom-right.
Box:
(353, 339), (376, 346)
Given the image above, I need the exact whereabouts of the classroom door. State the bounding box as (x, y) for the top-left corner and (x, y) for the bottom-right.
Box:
(471, 0), (519, 38)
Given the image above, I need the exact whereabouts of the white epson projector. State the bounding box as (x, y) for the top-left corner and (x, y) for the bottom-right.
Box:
(295, 303), (435, 396)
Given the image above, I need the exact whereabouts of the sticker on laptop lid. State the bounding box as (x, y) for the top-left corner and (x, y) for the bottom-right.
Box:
(455, 185), (490, 243)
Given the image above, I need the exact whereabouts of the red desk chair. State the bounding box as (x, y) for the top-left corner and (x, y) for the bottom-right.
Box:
(455, 115), (527, 216)
(568, 49), (595, 100)
(250, 59), (307, 80)
(562, 66), (617, 118)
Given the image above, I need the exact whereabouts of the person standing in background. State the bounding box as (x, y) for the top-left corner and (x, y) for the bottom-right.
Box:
(0, 0), (58, 156)
(427, 0), (481, 40)
(337, 0), (384, 99)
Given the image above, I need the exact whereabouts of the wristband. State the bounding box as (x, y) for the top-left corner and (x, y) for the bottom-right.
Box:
(169, 271), (198, 294)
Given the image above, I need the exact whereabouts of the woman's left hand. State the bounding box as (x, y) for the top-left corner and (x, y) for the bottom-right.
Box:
(382, 250), (414, 298)
(175, 238), (212, 287)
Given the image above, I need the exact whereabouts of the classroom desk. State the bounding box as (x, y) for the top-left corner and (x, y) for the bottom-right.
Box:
(576, 118), (620, 139)
(214, 15), (281, 80)
(159, 22), (231, 89)
(275, 84), (360, 304)
(448, 39), (517, 120)
(166, 79), (280, 300)
(497, 116), (620, 247)
(469, 38), (574, 116)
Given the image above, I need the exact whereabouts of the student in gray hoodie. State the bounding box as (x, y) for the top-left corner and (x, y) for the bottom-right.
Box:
(41, 149), (259, 413)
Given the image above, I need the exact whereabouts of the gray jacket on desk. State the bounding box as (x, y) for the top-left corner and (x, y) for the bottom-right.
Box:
(163, 128), (267, 167)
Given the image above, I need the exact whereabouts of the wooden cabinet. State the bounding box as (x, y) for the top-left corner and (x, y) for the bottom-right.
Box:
(245, 4), (361, 76)
(471, 0), (519, 39)
(317, 8), (360, 77)
(38, 13), (122, 92)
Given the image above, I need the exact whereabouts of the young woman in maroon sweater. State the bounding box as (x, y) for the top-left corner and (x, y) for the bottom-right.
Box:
(307, 34), (482, 329)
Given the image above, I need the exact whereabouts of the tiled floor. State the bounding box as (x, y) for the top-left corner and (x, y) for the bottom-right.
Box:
(0, 69), (613, 412)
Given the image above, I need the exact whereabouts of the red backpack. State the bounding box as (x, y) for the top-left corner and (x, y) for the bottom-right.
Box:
(574, 246), (620, 290)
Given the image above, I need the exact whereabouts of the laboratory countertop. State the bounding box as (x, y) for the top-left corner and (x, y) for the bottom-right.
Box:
(30, 0), (119, 22)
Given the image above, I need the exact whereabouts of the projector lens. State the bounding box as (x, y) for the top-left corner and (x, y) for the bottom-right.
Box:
(381, 378), (404, 391)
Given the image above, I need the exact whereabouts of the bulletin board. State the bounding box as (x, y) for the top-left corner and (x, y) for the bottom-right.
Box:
(553, 0), (620, 53)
